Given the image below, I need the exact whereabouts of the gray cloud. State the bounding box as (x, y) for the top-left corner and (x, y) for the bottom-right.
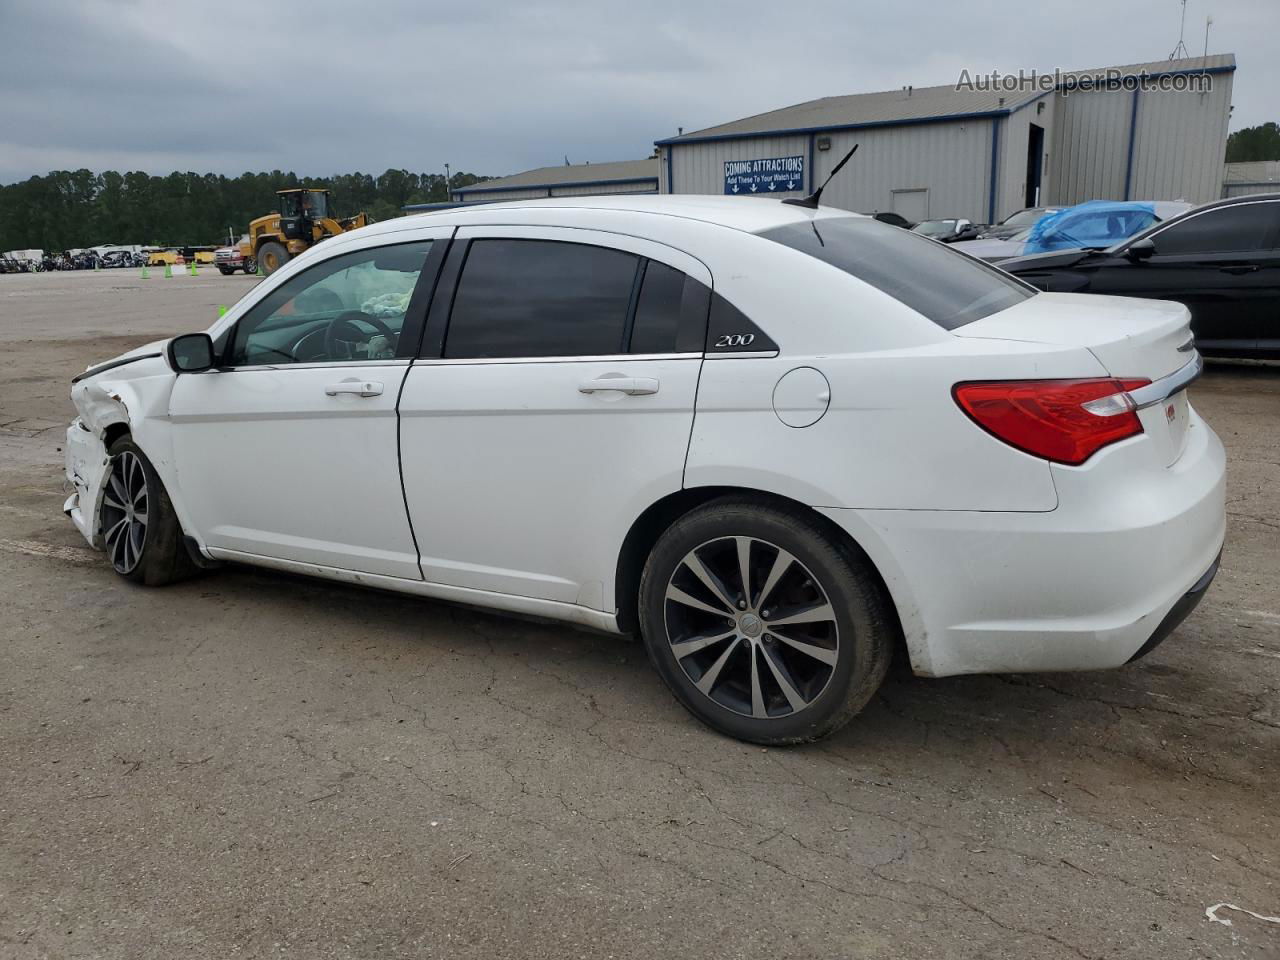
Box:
(1, 0), (1273, 181)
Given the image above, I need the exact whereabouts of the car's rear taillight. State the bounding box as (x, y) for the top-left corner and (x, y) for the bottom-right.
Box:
(953, 378), (1152, 466)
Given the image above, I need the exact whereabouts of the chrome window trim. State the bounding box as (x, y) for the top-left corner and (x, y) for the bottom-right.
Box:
(703, 350), (780, 360)
(1128, 352), (1203, 410)
(412, 353), (702, 366)
(215, 359), (412, 373)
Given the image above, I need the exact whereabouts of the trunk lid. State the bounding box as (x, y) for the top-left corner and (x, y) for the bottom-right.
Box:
(955, 292), (1196, 465)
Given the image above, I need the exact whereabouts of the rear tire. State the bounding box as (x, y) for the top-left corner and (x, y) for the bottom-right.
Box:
(639, 497), (894, 745)
(102, 437), (199, 586)
(257, 242), (289, 276)
(243, 258), (257, 275)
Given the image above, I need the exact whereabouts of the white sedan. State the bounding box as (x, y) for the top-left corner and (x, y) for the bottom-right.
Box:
(64, 196), (1225, 744)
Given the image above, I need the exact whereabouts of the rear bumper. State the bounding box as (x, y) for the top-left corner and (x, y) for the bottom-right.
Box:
(819, 408), (1226, 677)
(1126, 553), (1219, 663)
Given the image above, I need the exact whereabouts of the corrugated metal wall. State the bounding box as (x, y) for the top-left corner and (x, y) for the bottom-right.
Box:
(660, 71), (1232, 218)
(1050, 74), (1231, 206)
(1048, 88), (1133, 205)
(667, 135), (809, 197)
(665, 121), (994, 222)
(996, 94), (1055, 222)
(456, 180), (658, 203)
(1222, 161), (1280, 198)
(816, 122), (993, 222)
(548, 181), (658, 197)
(455, 187), (549, 202)
(1129, 74), (1233, 203)
(1224, 182), (1280, 197)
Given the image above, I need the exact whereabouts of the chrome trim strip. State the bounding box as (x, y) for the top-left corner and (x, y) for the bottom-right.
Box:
(1128, 351), (1203, 411)
(215, 360), (411, 373)
(410, 353), (701, 366)
(703, 350), (780, 360)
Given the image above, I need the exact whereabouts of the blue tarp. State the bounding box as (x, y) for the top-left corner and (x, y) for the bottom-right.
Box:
(1023, 201), (1158, 254)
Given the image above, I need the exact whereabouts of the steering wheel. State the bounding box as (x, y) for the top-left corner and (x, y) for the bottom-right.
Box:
(323, 310), (395, 360)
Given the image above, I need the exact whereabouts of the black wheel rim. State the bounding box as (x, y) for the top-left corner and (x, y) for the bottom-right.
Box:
(663, 536), (840, 720)
(101, 451), (148, 575)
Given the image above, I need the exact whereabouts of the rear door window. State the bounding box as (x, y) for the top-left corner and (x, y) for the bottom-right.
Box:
(629, 260), (685, 354)
(758, 217), (1034, 330)
(1150, 202), (1279, 255)
(444, 239), (639, 358)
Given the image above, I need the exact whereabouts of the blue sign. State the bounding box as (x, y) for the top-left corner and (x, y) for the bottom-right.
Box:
(724, 156), (805, 195)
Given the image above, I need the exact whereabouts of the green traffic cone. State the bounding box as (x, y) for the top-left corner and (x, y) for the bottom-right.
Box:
(140, 264), (149, 279)
(164, 263), (172, 278)
(217, 305), (227, 318)
(189, 262), (197, 276)
(94, 259), (99, 271)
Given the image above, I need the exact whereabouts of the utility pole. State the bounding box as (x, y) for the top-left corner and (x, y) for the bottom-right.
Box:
(443, 163), (452, 202)
(1203, 14), (1213, 57)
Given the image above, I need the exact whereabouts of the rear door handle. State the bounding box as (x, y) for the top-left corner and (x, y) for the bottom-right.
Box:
(1219, 264), (1260, 275)
(325, 380), (384, 397)
(578, 374), (660, 396)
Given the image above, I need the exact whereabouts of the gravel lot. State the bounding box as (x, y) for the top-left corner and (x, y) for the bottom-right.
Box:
(1, 268), (1277, 959)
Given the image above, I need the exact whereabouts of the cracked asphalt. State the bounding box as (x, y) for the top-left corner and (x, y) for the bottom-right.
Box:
(1, 269), (1277, 959)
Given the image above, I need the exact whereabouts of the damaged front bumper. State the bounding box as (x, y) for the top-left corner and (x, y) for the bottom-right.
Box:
(63, 418), (109, 549)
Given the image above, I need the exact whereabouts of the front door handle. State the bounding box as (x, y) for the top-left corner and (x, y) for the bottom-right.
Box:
(325, 380), (384, 397)
(1219, 264), (1260, 275)
(578, 374), (660, 396)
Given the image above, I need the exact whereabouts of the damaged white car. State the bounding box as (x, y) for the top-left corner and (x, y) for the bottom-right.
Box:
(65, 196), (1224, 745)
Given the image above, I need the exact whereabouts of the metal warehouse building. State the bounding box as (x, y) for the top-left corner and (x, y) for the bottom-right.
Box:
(450, 158), (659, 203)
(656, 55), (1235, 225)
(1223, 160), (1280, 197)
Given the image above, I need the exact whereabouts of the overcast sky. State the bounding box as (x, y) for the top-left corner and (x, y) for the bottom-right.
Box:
(1, 0), (1274, 183)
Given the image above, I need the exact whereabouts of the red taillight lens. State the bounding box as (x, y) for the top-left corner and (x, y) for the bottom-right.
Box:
(953, 378), (1152, 466)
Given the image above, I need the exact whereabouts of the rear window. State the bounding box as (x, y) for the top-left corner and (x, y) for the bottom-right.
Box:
(759, 217), (1034, 329)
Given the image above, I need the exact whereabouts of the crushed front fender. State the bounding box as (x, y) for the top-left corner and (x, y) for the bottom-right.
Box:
(64, 418), (109, 549)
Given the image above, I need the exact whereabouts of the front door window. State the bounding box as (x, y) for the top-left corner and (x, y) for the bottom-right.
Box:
(229, 241), (433, 366)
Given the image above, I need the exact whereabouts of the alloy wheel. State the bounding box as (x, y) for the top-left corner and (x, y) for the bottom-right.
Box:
(664, 536), (840, 719)
(101, 451), (148, 575)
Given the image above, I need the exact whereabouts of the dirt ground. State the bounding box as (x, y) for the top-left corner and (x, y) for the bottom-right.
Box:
(1, 268), (1277, 959)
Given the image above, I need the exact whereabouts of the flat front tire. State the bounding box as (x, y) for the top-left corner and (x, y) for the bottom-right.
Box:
(639, 498), (894, 745)
(102, 437), (198, 586)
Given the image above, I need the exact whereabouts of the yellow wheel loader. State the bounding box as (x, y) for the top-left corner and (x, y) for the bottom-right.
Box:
(240, 189), (370, 275)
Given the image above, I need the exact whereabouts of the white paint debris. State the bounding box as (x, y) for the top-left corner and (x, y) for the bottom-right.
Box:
(1205, 903), (1280, 927)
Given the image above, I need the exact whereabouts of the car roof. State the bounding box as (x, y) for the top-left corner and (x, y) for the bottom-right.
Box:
(362, 194), (864, 241)
(1193, 192), (1280, 209)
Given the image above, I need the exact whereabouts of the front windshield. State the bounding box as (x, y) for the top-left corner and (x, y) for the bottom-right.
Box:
(911, 220), (958, 237)
(278, 192), (328, 219)
(1002, 209), (1048, 228)
(301, 191), (328, 219)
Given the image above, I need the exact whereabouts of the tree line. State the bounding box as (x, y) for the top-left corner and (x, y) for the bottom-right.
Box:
(1225, 123), (1280, 164)
(0, 168), (493, 252)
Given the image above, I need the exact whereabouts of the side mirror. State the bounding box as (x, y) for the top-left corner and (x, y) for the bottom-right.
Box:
(1126, 238), (1156, 262)
(167, 332), (216, 373)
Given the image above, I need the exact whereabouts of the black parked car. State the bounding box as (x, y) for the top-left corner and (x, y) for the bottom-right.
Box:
(1000, 194), (1280, 358)
(867, 211), (913, 229)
